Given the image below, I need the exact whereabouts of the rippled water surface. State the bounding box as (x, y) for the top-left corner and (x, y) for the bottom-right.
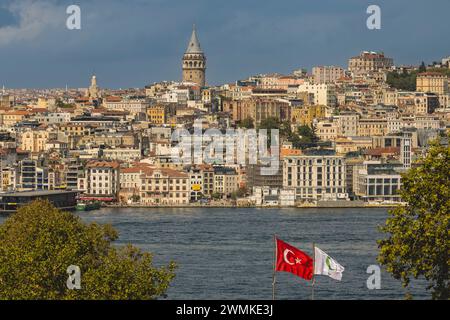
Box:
(67, 207), (429, 300)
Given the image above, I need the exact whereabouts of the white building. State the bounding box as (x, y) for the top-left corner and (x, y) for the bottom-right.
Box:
(354, 161), (403, 203)
(85, 161), (120, 199)
(283, 153), (347, 201)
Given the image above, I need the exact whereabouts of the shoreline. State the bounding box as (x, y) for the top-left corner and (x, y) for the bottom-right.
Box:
(102, 203), (400, 209)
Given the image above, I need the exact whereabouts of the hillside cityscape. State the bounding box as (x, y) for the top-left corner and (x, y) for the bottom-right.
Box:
(0, 26), (449, 212)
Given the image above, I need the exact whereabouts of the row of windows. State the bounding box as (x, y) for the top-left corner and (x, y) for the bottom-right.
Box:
(142, 192), (188, 198)
(91, 183), (109, 188)
(142, 186), (187, 191)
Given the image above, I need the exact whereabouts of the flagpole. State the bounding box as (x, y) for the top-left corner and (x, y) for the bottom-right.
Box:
(272, 234), (277, 300)
(311, 242), (316, 300)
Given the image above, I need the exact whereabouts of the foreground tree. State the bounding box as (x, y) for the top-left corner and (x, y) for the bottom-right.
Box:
(378, 139), (449, 300)
(0, 200), (176, 300)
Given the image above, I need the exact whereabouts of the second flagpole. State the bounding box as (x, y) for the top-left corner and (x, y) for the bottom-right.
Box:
(311, 242), (316, 300)
(272, 234), (277, 300)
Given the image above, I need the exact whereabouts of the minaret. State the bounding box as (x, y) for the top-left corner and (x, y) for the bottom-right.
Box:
(182, 25), (206, 87)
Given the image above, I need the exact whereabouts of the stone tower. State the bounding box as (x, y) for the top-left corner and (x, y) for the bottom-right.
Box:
(88, 74), (100, 100)
(182, 25), (206, 87)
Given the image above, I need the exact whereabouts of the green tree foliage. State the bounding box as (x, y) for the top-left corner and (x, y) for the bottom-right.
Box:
(231, 186), (248, 200)
(258, 117), (280, 131)
(378, 139), (450, 300)
(426, 68), (450, 78)
(55, 99), (75, 109)
(387, 67), (450, 92)
(211, 192), (222, 200)
(386, 71), (417, 91)
(293, 125), (319, 149)
(238, 118), (255, 129)
(0, 200), (176, 300)
(419, 61), (427, 73)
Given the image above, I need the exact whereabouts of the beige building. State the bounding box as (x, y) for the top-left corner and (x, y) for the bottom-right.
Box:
(20, 130), (50, 153)
(213, 167), (239, 197)
(348, 51), (393, 74)
(312, 66), (345, 84)
(416, 72), (449, 95)
(223, 97), (290, 125)
(1, 166), (16, 192)
(87, 75), (100, 100)
(333, 112), (359, 137)
(140, 168), (190, 205)
(358, 118), (388, 136)
(297, 83), (337, 107)
(316, 119), (338, 142)
(103, 98), (148, 114)
(1, 111), (30, 127)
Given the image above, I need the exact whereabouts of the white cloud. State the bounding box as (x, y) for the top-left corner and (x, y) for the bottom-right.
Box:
(0, 0), (64, 46)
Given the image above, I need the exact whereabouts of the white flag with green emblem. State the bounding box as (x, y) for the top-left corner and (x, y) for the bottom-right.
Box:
(314, 246), (345, 281)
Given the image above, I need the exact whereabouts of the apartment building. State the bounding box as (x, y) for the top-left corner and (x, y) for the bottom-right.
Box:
(103, 98), (149, 114)
(348, 51), (393, 74)
(85, 161), (120, 200)
(297, 83), (337, 107)
(140, 168), (190, 205)
(223, 97), (290, 125)
(213, 167), (239, 197)
(316, 119), (338, 141)
(19, 130), (50, 153)
(1, 111), (30, 127)
(333, 112), (359, 137)
(283, 153), (347, 201)
(246, 163), (283, 190)
(357, 118), (388, 136)
(312, 66), (345, 84)
(147, 105), (168, 125)
(416, 72), (449, 95)
(291, 105), (327, 126)
(102, 148), (141, 162)
(18, 159), (49, 191)
(1, 166), (17, 192)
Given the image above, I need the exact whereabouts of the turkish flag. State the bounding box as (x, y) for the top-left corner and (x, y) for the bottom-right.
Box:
(275, 238), (313, 281)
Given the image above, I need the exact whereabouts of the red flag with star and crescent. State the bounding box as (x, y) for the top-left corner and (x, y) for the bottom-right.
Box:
(275, 238), (313, 281)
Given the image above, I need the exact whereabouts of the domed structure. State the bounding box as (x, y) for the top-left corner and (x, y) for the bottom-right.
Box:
(182, 25), (206, 86)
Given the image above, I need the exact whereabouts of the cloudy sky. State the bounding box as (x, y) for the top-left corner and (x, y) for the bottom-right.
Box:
(0, 0), (449, 88)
